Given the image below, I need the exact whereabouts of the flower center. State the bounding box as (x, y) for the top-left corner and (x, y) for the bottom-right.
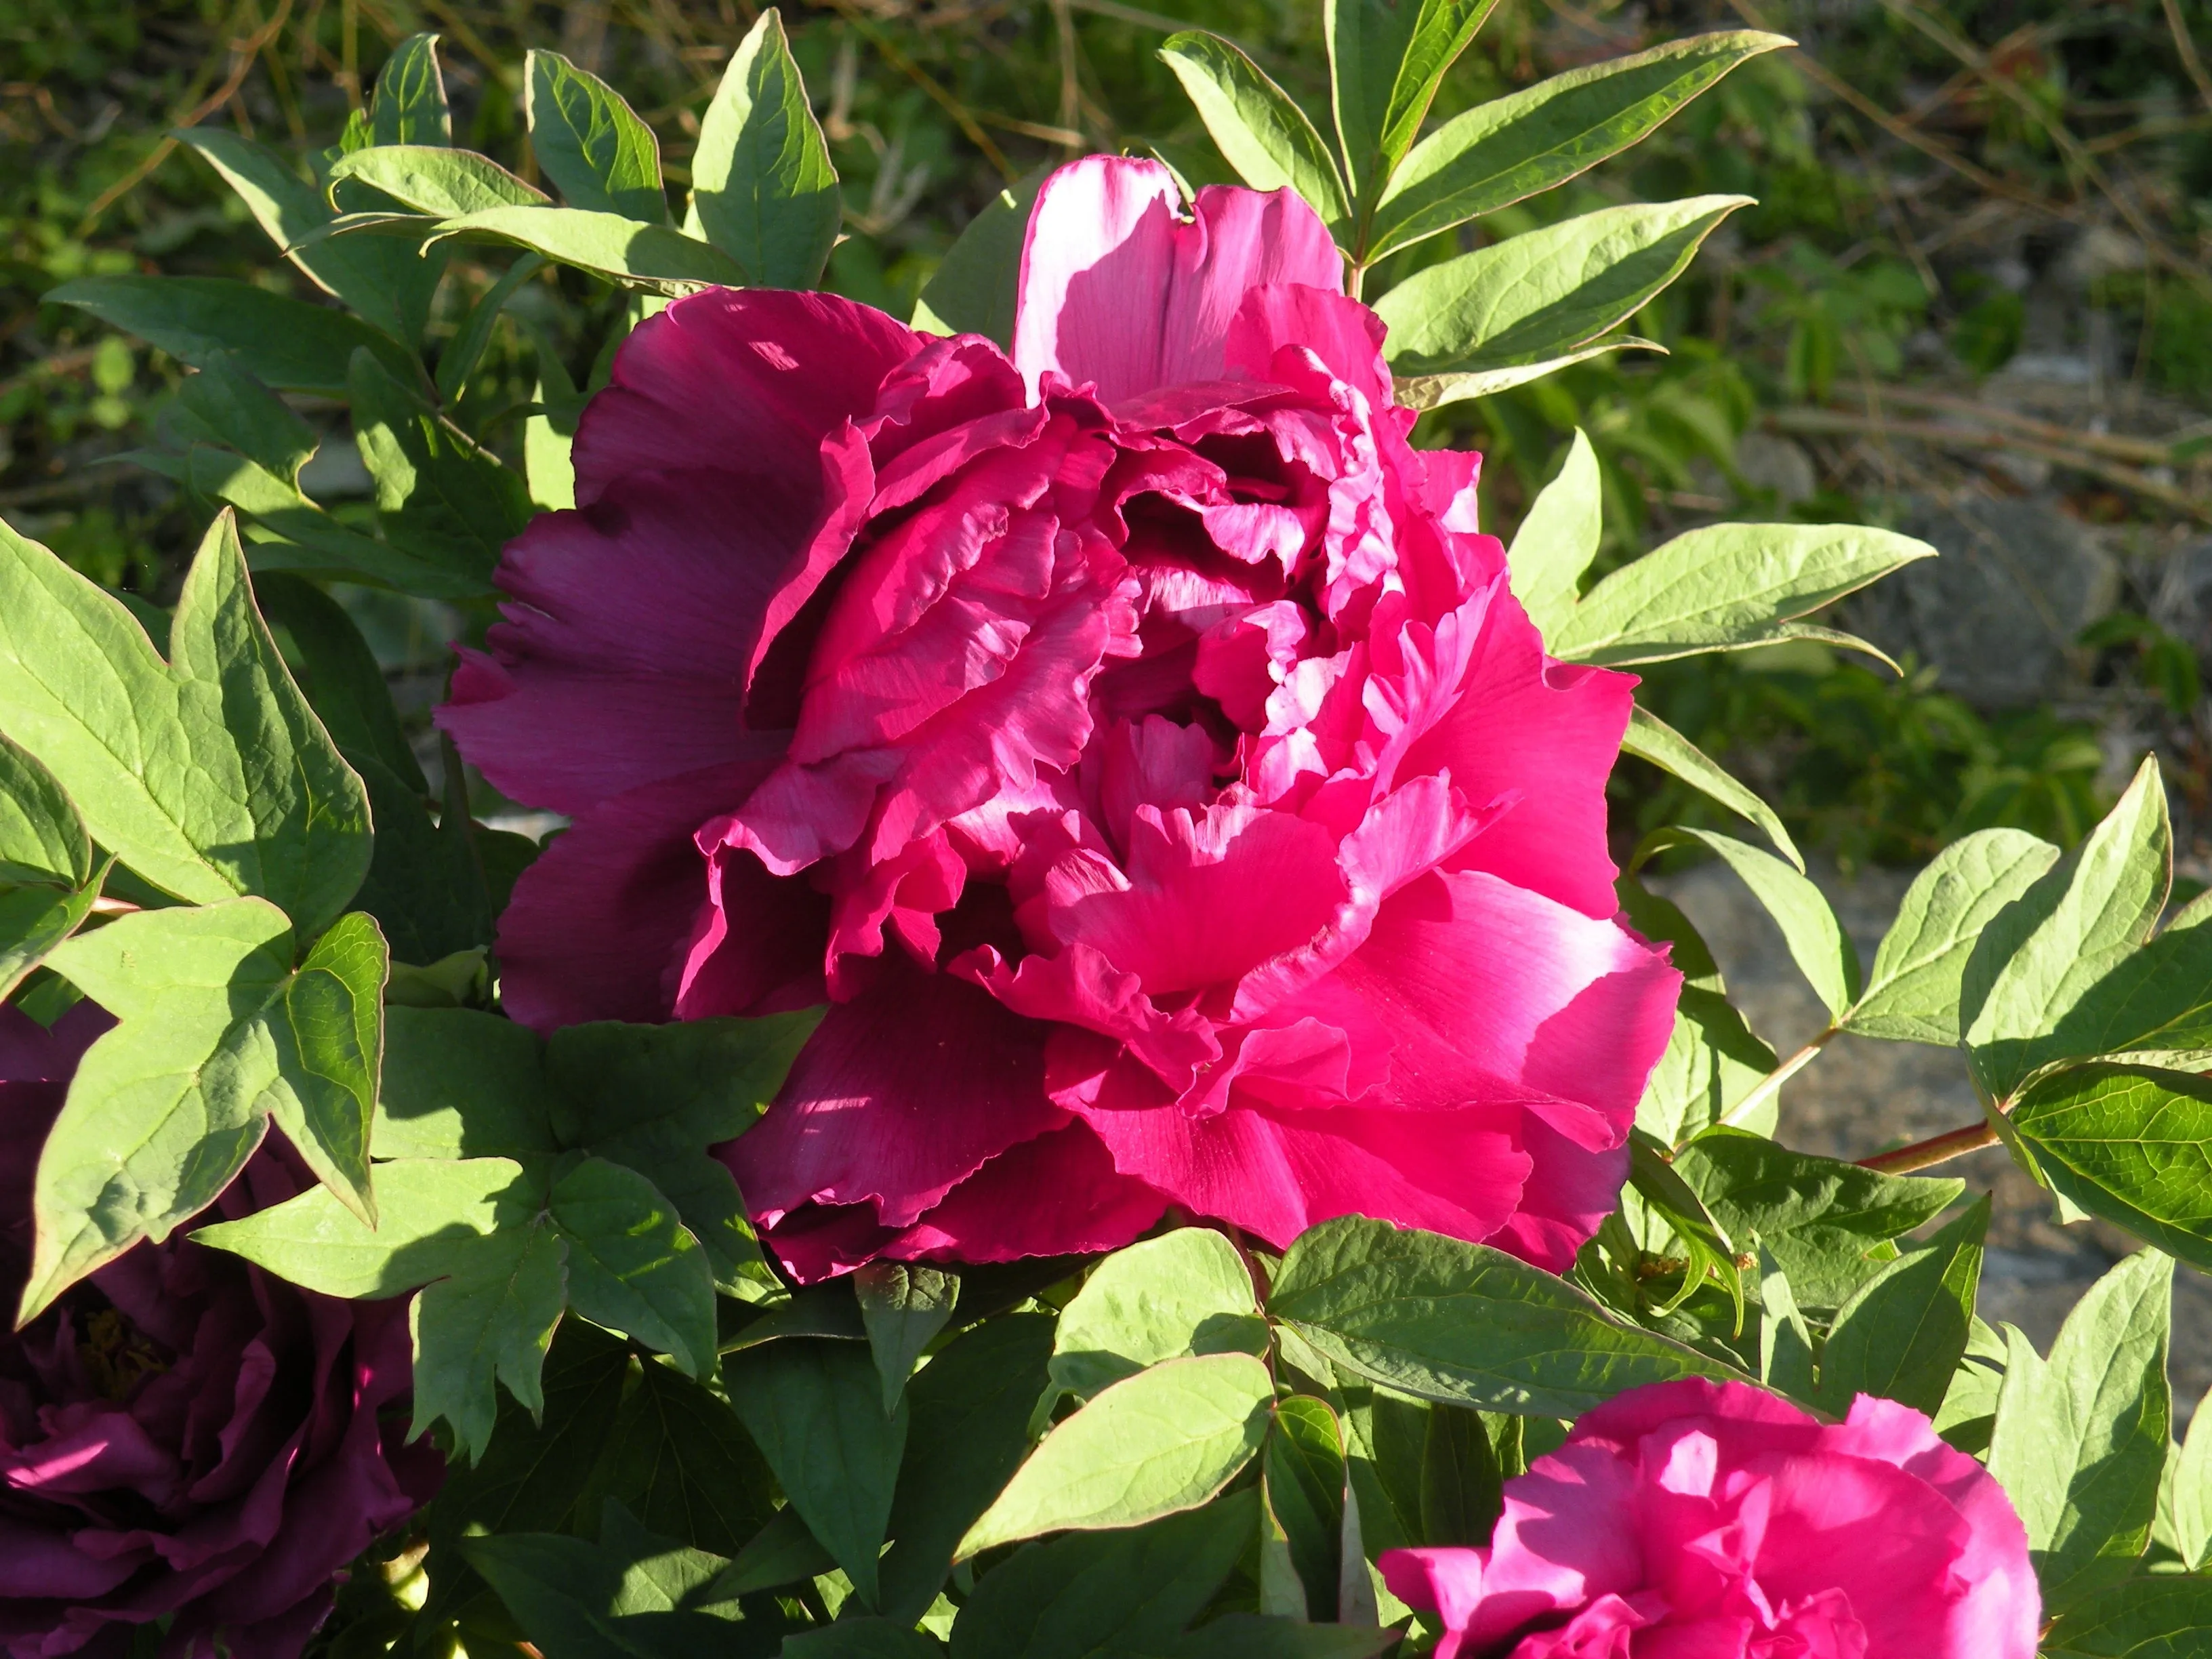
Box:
(77, 1305), (169, 1404)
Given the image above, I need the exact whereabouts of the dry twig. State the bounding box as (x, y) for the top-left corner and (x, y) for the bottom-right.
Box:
(1767, 405), (2212, 523)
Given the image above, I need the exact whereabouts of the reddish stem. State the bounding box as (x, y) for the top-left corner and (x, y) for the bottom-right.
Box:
(1856, 1121), (2001, 1175)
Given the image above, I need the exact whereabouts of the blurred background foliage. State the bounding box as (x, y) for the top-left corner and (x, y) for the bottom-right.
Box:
(5, 0), (2212, 874)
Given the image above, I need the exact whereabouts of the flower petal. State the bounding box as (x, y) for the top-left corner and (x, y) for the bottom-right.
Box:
(1013, 157), (1343, 404)
(571, 288), (921, 508)
(722, 956), (1066, 1229)
(493, 756), (780, 1032)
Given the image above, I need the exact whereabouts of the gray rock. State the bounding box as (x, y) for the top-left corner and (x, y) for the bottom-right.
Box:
(1848, 494), (2118, 709)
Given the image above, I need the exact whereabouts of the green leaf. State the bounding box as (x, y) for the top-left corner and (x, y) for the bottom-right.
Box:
(1504, 427), (1600, 649)
(0, 731), (89, 887)
(462, 1526), (785, 1659)
(1266, 1395), (1347, 1620)
(546, 1011), (821, 1293)
(551, 1156), (718, 1380)
(947, 1493), (1256, 1659)
(1375, 197), (1748, 375)
(0, 512), (371, 928)
(1987, 1251), (2172, 1603)
(1328, 0), (1500, 203)
(348, 348), (529, 594)
(685, 8), (838, 287)
(855, 1263), (958, 1413)
(173, 354), (319, 488)
(1674, 1126), (1963, 1284)
(1145, 1618), (1399, 1659)
(419, 1318), (634, 1629)
(1812, 1195), (1985, 1416)
(2024, 907), (2212, 1078)
(371, 33), (451, 147)
(1843, 827), (2061, 1044)
(1268, 1216), (1742, 1417)
(1635, 987), (1779, 1146)
(327, 145), (546, 216)
(344, 752), (498, 966)
(1757, 1250), (1816, 1400)
(2157, 1381), (2212, 1571)
(413, 1218), (569, 1461)
(879, 1314), (1057, 1624)
(192, 1156), (539, 1298)
(1418, 1400), (1504, 1551)
(580, 1353), (778, 1555)
(1652, 829), (1858, 1019)
(1390, 335), (1663, 410)
(263, 909), (388, 1222)
(784, 1623), (942, 1659)
(200, 1145), (724, 1463)
(1930, 1317), (2006, 1454)
(2011, 1064), (2212, 1271)
(1549, 520), (1937, 668)
(1160, 33), (1348, 230)
(1331, 1376), (1427, 1559)
(724, 1338), (906, 1607)
(1368, 32), (1792, 258)
(527, 329), (581, 510)
(23, 899), (392, 1318)
(1963, 756), (2170, 1103)
(175, 127), (440, 345)
(45, 275), (420, 396)
(0, 863), (106, 1004)
(438, 252), (547, 403)
(548, 1013), (820, 1153)
(1628, 1128), (1743, 1324)
(711, 1506), (835, 1597)
(428, 205), (751, 293)
(162, 448), (470, 598)
(957, 1354), (1274, 1557)
(1049, 1227), (1269, 1402)
(2041, 1576), (2212, 1658)
(253, 574), (426, 793)
(912, 170), (1046, 344)
(1622, 705), (1803, 871)
(527, 49), (667, 222)
(375, 1006), (556, 1159)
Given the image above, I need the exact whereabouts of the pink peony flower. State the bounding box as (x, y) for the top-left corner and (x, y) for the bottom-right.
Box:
(1380, 1379), (2040, 1659)
(439, 155), (1681, 1279)
(0, 1005), (442, 1659)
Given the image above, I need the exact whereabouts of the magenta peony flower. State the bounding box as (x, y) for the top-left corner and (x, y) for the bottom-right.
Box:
(0, 1005), (441, 1659)
(440, 155), (1681, 1279)
(1380, 1379), (2040, 1659)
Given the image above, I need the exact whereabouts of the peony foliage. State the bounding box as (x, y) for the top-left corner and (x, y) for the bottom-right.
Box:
(2, 3), (2209, 1655)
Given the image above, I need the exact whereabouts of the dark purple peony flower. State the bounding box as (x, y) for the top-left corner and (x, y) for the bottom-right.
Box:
(0, 1005), (441, 1659)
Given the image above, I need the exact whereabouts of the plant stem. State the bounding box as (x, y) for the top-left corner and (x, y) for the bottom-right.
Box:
(1716, 1028), (1835, 1130)
(1856, 1121), (2000, 1174)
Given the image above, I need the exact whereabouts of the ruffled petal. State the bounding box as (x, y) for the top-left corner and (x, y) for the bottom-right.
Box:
(1225, 283), (1393, 413)
(493, 756), (778, 1032)
(882, 1122), (1170, 1263)
(441, 430), (878, 817)
(1013, 157), (1344, 404)
(1832, 1396), (2039, 1659)
(571, 287), (921, 508)
(1338, 869), (1679, 1126)
(1324, 869), (1679, 1267)
(1399, 597), (1636, 922)
(1070, 1090), (1531, 1249)
(721, 956), (1066, 1229)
